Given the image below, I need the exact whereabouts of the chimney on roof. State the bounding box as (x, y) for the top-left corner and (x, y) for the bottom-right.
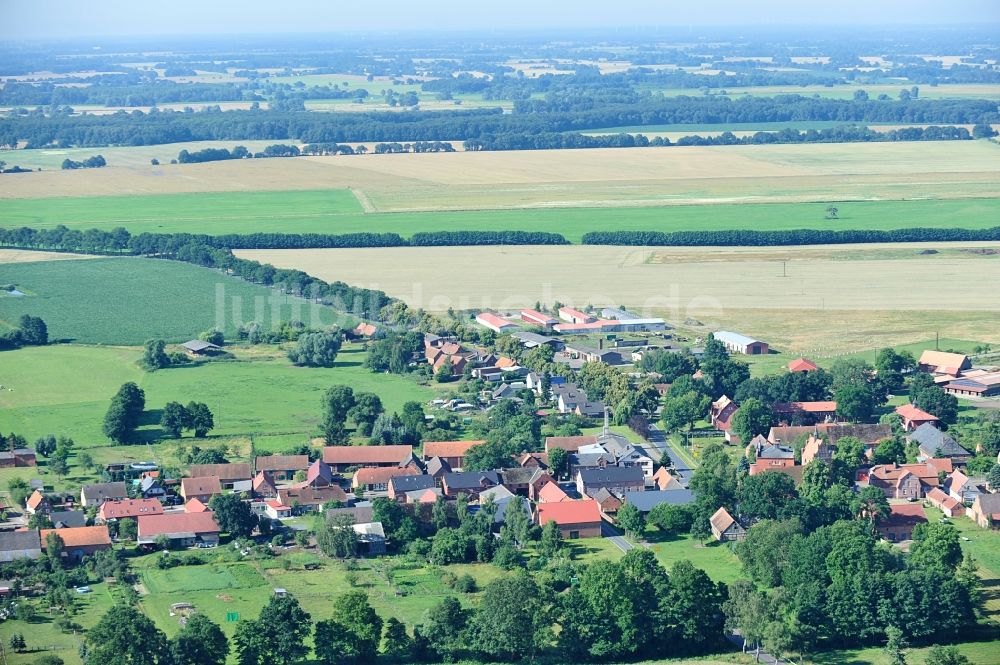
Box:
(603, 406), (610, 436)
(599, 338), (604, 350)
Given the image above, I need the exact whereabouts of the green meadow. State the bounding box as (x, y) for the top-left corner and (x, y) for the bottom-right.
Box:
(2, 192), (999, 243)
(0, 257), (351, 345)
(0, 343), (436, 447)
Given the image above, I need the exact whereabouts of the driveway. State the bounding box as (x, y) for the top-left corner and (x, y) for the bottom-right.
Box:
(601, 520), (635, 552)
(643, 424), (695, 484)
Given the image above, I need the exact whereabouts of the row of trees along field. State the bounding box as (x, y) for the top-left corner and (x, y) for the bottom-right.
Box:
(1, 95), (996, 149)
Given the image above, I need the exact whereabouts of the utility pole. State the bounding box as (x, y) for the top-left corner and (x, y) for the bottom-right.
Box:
(781, 260), (787, 277)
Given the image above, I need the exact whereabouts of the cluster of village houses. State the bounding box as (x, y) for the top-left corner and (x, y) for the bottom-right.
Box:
(3, 328), (999, 565)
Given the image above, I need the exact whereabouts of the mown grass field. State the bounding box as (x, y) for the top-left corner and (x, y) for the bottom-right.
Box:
(2, 193), (1000, 241)
(0, 343), (436, 448)
(0, 257), (351, 345)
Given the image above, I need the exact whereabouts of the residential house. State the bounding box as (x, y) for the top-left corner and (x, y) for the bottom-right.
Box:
(711, 396), (739, 441)
(499, 467), (553, 500)
(352, 466), (420, 492)
(425, 456), (452, 481)
(801, 434), (835, 465)
(299, 460), (335, 488)
(277, 485), (349, 512)
(264, 500), (293, 520)
(388, 475), (437, 502)
(25, 489), (49, 515)
(773, 401), (838, 425)
(592, 488), (622, 514)
(768, 423), (893, 456)
(714, 331), (769, 355)
(188, 463), (253, 489)
(576, 466), (645, 498)
(138, 512), (221, 547)
(747, 437), (795, 462)
(917, 350), (971, 376)
(895, 404), (940, 432)
(180, 476), (223, 503)
(422, 440), (484, 470)
(788, 358), (818, 373)
(476, 485), (531, 527)
(323, 445), (414, 473)
(0, 530), (42, 562)
(49, 510), (87, 529)
(710, 507), (746, 542)
(909, 424), (971, 464)
(536, 481), (570, 503)
(353, 322), (378, 338)
(405, 488), (443, 504)
(252, 472), (278, 499)
(97, 498), (164, 523)
(876, 504), (927, 542)
(441, 471), (501, 498)
(0, 447), (36, 468)
(623, 489), (695, 513)
(867, 461), (952, 499)
(254, 455), (310, 482)
(517, 452), (550, 469)
(748, 459), (803, 484)
(969, 493), (1000, 529)
(139, 476), (166, 499)
(534, 500), (602, 538)
(80, 482), (128, 508)
(925, 487), (965, 517)
(652, 467), (685, 490)
(41, 526), (112, 562)
(944, 469), (988, 504)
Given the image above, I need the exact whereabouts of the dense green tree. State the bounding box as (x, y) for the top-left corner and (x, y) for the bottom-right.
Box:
(84, 604), (171, 665)
(538, 519), (563, 558)
(233, 619), (266, 665)
(467, 571), (548, 662)
(665, 559), (725, 649)
(314, 591), (383, 664)
(723, 580), (771, 654)
(835, 385), (875, 423)
(160, 401), (189, 438)
(171, 614), (229, 665)
(871, 436), (906, 465)
(322, 385), (356, 440)
(734, 518), (805, 587)
(616, 502), (645, 538)
(252, 594), (312, 665)
(730, 397), (774, 445)
(102, 382), (145, 444)
(547, 446), (568, 479)
(288, 330), (342, 367)
(884, 626), (908, 665)
(346, 392), (383, 436)
(737, 471), (798, 522)
(925, 645), (971, 665)
(208, 493), (258, 537)
(913, 386), (959, 426)
(34, 434), (57, 457)
(909, 522), (963, 571)
(647, 503), (693, 534)
(662, 389), (711, 432)
(185, 402), (214, 437)
(381, 617), (411, 661)
(18, 314), (48, 345)
(141, 339), (170, 371)
(423, 596), (467, 662)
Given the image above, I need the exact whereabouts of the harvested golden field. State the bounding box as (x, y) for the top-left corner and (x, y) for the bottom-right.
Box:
(3, 141), (999, 211)
(236, 242), (1000, 353)
(0, 249), (102, 264)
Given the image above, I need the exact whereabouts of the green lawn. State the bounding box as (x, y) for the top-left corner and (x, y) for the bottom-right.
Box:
(0, 257), (352, 345)
(643, 530), (745, 584)
(0, 343), (436, 448)
(2, 192), (999, 243)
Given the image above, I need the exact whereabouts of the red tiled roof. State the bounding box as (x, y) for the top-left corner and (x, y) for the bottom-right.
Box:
(475, 312), (515, 329)
(926, 487), (963, 513)
(255, 455), (310, 472)
(895, 404), (939, 422)
(188, 463), (252, 480)
(880, 503), (928, 527)
(26, 490), (46, 510)
(41, 526), (111, 549)
(185, 498), (211, 513)
(537, 481), (569, 503)
(788, 358), (818, 372)
(536, 499), (600, 526)
(773, 401), (837, 413)
(423, 440), (484, 459)
(323, 445), (413, 465)
(181, 476), (222, 496)
(138, 512), (220, 538)
(99, 498), (163, 520)
(545, 435), (597, 452)
(353, 466), (420, 486)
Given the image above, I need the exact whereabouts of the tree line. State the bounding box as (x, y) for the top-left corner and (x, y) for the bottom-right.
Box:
(2, 94), (996, 150)
(581, 227), (1000, 246)
(60, 155), (106, 170)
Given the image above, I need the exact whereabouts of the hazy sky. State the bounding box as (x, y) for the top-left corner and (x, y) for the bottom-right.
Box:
(1, 0), (998, 39)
